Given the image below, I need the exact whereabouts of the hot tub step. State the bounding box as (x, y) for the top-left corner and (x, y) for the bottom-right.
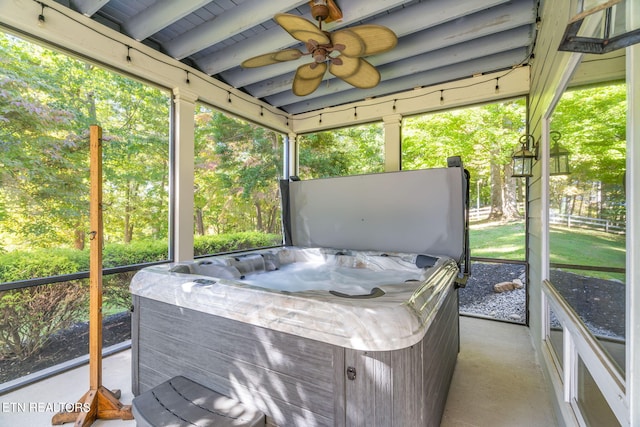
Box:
(132, 376), (265, 427)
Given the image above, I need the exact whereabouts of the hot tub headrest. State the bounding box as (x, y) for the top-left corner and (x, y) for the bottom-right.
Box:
(230, 253), (280, 274)
(170, 260), (243, 279)
(415, 254), (439, 269)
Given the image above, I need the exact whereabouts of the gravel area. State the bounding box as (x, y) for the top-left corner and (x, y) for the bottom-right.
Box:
(459, 262), (527, 323)
(460, 262), (625, 340)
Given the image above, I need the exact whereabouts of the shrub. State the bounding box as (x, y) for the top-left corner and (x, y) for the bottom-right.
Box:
(194, 231), (282, 256)
(0, 282), (87, 359)
(103, 271), (136, 312)
(0, 248), (89, 282)
(102, 240), (169, 268)
(0, 232), (281, 358)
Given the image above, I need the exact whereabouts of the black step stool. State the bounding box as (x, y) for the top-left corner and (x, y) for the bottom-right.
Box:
(132, 376), (265, 427)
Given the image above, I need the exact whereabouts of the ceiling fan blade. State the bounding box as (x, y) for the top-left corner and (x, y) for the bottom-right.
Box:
(241, 49), (304, 68)
(329, 56), (380, 89)
(275, 13), (331, 45)
(293, 62), (327, 96)
(331, 25), (398, 57)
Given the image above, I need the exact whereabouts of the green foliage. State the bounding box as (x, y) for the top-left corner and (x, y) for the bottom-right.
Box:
(0, 233), (280, 283)
(1, 32), (170, 252)
(0, 232), (280, 359)
(298, 123), (385, 179)
(194, 106), (283, 235)
(0, 248), (88, 282)
(402, 99), (527, 221)
(102, 240), (169, 268)
(194, 232), (282, 256)
(0, 282), (88, 359)
(550, 84), (626, 221)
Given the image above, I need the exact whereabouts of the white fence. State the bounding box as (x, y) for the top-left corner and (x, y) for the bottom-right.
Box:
(469, 206), (492, 220)
(469, 204), (525, 221)
(549, 212), (625, 234)
(469, 208), (626, 234)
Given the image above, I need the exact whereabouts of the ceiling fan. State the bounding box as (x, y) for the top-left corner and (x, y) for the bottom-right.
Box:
(241, 0), (397, 96)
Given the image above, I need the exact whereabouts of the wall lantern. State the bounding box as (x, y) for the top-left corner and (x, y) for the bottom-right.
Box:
(558, 0), (640, 54)
(549, 131), (571, 176)
(511, 134), (537, 178)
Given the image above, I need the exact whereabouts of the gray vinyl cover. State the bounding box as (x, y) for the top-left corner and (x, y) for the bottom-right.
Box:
(287, 167), (466, 261)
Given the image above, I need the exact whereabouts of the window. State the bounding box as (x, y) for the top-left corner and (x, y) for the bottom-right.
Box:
(297, 123), (384, 179)
(193, 104), (284, 255)
(0, 32), (170, 384)
(548, 83), (626, 373)
(402, 99), (528, 323)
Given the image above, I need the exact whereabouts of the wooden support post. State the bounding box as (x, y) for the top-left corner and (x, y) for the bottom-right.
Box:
(52, 125), (133, 426)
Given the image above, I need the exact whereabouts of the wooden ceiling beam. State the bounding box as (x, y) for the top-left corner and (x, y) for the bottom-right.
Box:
(123, 0), (213, 41)
(164, 0), (308, 59)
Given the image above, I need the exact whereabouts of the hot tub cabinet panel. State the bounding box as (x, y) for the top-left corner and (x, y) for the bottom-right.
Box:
(131, 278), (458, 427)
(132, 296), (343, 425)
(343, 284), (459, 426)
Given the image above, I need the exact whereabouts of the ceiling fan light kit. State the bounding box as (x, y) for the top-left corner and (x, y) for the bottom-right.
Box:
(240, 1), (397, 97)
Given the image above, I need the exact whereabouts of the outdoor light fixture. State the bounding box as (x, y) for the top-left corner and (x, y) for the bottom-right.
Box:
(511, 134), (537, 178)
(558, 0), (640, 54)
(549, 131), (571, 176)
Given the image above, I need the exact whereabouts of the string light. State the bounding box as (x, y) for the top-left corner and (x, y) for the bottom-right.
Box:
(260, 106), (264, 116)
(495, 78), (500, 94)
(227, 92), (232, 103)
(185, 71), (190, 84)
(319, 113), (322, 124)
(28, 0), (534, 130)
(37, 2), (45, 25)
(354, 107), (357, 119)
(392, 99), (397, 111)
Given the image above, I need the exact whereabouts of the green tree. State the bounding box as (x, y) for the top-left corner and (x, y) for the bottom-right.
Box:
(403, 99), (527, 221)
(194, 106), (283, 235)
(298, 123), (385, 179)
(0, 33), (86, 249)
(0, 33), (170, 252)
(550, 84), (626, 221)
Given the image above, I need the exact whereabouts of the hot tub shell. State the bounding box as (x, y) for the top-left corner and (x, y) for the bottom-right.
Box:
(131, 163), (469, 426)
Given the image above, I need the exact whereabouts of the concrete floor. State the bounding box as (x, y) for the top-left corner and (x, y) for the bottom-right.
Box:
(441, 316), (558, 427)
(1, 316), (557, 427)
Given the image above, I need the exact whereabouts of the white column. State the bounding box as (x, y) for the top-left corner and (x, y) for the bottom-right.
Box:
(383, 114), (402, 171)
(626, 4), (640, 423)
(172, 87), (198, 261)
(287, 132), (299, 178)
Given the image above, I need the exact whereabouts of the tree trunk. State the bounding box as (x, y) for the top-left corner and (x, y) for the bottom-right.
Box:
(195, 208), (205, 235)
(74, 228), (85, 250)
(254, 201), (263, 232)
(502, 163), (521, 220)
(488, 155), (503, 220)
(123, 182), (137, 243)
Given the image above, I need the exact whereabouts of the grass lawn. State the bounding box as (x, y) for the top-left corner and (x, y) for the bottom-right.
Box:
(470, 220), (525, 260)
(470, 220), (626, 274)
(548, 225), (626, 269)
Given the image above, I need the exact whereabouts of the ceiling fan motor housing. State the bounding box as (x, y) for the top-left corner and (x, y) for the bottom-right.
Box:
(311, 0), (330, 21)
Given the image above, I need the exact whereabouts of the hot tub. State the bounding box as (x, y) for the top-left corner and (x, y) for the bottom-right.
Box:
(131, 162), (469, 426)
(131, 247), (459, 426)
